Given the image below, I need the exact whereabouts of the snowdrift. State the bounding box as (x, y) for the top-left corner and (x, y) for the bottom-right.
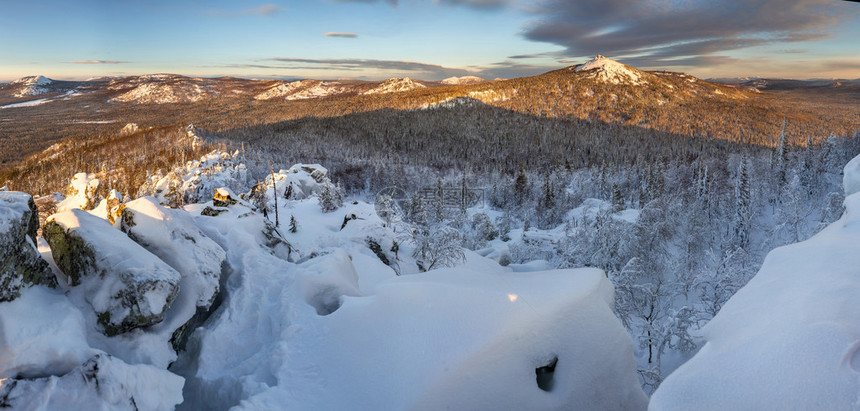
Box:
(650, 154), (860, 410)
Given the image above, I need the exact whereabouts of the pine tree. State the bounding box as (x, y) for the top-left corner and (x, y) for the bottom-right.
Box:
(251, 180), (269, 218)
(514, 167), (528, 203)
(542, 170), (555, 210)
(611, 183), (624, 212)
(289, 215), (298, 233)
(734, 159), (751, 249)
(318, 180), (342, 213)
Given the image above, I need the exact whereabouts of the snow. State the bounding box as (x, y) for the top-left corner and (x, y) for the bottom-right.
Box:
(11, 75), (53, 97)
(254, 80), (312, 100)
(363, 77), (426, 95)
(57, 172), (100, 211)
(0, 97), (50, 109)
(468, 88), (517, 103)
(110, 81), (212, 104)
(0, 287), (97, 379)
(441, 76), (486, 85)
(843, 154), (860, 196)
(650, 153), (860, 410)
(285, 81), (346, 100)
(0, 354), (184, 411)
(574, 56), (644, 85)
(121, 197), (225, 308)
(46, 209), (181, 334)
(174, 188), (645, 409)
(0, 191), (33, 235)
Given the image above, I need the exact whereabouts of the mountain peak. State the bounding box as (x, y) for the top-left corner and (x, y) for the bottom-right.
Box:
(12, 75), (52, 86)
(573, 55), (644, 85)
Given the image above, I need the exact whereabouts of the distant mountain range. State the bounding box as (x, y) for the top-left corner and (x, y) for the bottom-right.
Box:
(0, 56), (857, 166)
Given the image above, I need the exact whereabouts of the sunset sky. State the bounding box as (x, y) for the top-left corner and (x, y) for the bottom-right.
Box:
(2, 0), (859, 82)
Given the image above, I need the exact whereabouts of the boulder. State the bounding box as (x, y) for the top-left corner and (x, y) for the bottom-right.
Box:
(43, 209), (180, 336)
(0, 192), (56, 302)
(120, 197), (226, 349)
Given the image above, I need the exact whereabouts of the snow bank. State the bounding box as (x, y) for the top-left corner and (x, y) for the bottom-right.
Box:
(0, 287), (96, 379)
(44, 209), (180, 336)
(650, 153), (860, 410)
(235, 266), (646, 410)
(0, 354), (183, 411)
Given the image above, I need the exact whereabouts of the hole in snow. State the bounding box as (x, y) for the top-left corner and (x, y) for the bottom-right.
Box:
(535, 356), (558, 392)
(309, 287), (344, 316)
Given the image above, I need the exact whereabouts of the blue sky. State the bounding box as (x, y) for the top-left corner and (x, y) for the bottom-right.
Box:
(1, 0), (859, 82)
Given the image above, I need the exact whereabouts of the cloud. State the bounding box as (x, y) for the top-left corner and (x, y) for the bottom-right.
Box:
(522, 0), (848, 68)
(68, 60), (129, 64)
(324, 32), (358, 38)
(333, 0), (510, 8)
(260, 57), (475, 78)
(207, 4), (284, 17)
(434, 0), (510, 10)
(507, 54), (540, 59)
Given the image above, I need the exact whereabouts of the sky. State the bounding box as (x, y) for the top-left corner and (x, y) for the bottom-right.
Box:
(1, 0), (859, 82)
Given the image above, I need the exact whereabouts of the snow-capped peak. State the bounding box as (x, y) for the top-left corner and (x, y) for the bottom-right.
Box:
(574, 55), (644, 85)
(364, 77), (426, 95)
(12, 75), (52, 86)
(441, 76), (486, 85)
(11, 75), (54, 97)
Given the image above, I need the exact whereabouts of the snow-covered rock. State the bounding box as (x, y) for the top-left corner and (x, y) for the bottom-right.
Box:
(650, 153), (860, 410)
(43, 209), (181, 336)
(364, 77), (426, 95)
(284, 81), (346, 100)
(574, 56), (644, 85)
(57, 172), (101, 212)
(0, 191), (56, 302)
(0, 353), (183, 411)
(843, 153), (860, 196)
(120, 197), (225, 348)
(268, 163), (328, 200)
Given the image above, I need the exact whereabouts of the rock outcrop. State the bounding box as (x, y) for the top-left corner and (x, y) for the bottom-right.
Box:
(0, 192), (56, 302)
(43, 209), (180, 336)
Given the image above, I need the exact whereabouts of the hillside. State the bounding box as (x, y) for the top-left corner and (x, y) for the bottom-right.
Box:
(0, 56), (857, 169)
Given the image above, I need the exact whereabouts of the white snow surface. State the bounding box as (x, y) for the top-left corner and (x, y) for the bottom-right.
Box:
(843, 154), (860, 196)
(0, 354), (184, 411)
(122, 197), (225, 308)
(0, 98), (51, 109)
(285, 81), (346, 100)
(0, 287), (97, 379)
(575, 56), (644, 85)
(176, 194), (646, 410)
(650, 153), (860, 410)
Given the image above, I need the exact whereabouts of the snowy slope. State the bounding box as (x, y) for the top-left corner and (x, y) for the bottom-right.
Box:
(650, 154), (860, 410)
(364, 77), (426, 95)
(11, 75), (53, 97)
(574, 56), (645, 85)
(441, 75), (486, 85)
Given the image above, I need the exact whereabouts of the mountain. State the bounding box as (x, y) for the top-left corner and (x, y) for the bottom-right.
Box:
(441, 76), (487, 85)
(363, 77), (427, 95)
(1, 56), (857, 167)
